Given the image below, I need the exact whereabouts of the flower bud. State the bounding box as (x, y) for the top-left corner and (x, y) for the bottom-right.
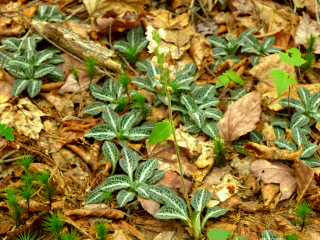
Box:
(163, 63), (168, 69)
(155, 74), (161, 80)
(156, 83), (163, 89)
(151, 56), (158, 64)
(154, 63), (159, 67)
(167, 86), (173, 92)
(169, 75), (176, 80)
(168, 65), (175, 72)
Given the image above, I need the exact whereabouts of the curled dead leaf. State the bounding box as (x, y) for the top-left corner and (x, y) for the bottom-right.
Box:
(244, 142), (303, 161)
(64, 208), (124, 219)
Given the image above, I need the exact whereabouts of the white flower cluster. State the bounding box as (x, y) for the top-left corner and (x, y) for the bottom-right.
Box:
(146, 25), (169, 55)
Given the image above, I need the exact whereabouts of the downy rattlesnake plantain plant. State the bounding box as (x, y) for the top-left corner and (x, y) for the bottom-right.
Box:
(113, 26), (148, 64)
(0, 35), (64, 97)
(85, 147), (165, 206)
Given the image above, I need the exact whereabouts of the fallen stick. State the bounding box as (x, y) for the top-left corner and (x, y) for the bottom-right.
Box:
(32, 20), (122, 73)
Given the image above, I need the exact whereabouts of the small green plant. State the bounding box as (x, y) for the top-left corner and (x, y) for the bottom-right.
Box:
(129, 92), (152, 119)
(94, 220), (111, 240)
(293, 201), (313, 231)
(60, 228), (81, 240)
(216, 70), (244, 88)
(42, 212), (65, 240)
(301, 34), (316, 73)
(33, 5), (78, 23)
(38, 169), (56, 210)
(113, 26), (148, 64)
(85, 147), (165, 206)
(207, 228), (232, 240)
(233, 130), (265, 156)
(150, 187), (231, 240)
(268, 47), (306, 97)
(84, 107), (155, 172)
(0, 123), (14, 141)
(285, 232), (300, 240)
(3, 187), (24, 227)
(0, 35), (64, 97)
(17, 155), (35, 217)
(212, 137), (227, 167)
(70, 68), (79, 82)
(206, 29), (255, 66)
(241, 34), (281, 66)
(14, 231), (37, 240)
(85, 56), (98, 84)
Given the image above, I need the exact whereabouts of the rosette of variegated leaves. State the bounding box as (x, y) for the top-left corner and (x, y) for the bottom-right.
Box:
(206, 28), (281, 70)
(234, 86), (320, 168)
(0, 35), (65, 97)
(84, 106), (155, 174)
(112, 26), (149, 64)
(133, 61), (223, 139)
(85, 146), (165, 207)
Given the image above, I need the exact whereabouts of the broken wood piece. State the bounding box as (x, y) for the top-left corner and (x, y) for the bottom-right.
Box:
(32, 20), (121, 73)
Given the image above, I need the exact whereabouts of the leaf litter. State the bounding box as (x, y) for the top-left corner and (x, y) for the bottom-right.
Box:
(0, 0), (320, 240)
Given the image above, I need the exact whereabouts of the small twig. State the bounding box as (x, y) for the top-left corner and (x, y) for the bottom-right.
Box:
(65, 219), (95, 240)
(181, 0), (206, 21)
(64, 5), (86, 22)
(1, 155), (34, 163)
(118, 53), (139, 77)
(198, 0), (209, 18)
(0, 0), (42, 14)
(0, 150), (18, 162)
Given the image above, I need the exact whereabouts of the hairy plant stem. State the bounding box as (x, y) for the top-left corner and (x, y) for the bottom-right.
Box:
(165, 90), (193, 215)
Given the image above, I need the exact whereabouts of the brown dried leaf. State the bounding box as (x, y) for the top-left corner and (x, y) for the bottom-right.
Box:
(218, 91), (261, 142)
(244, 142), (303, 160)
(137, 196), (160, 218)
(0, 69), (15, 104)
(295, 159), (314, 203)
(38, 92), (74, 116)
(251, 159), (297, 201)
(83, 0), (148, 17)
(189, 35), (214, 70)
(0, 1), (25, 38)
(59, 70), (91, 94)
(112, 230), (133, 240)
(64, 209), (124, 219)
(0, 98), (46, 140)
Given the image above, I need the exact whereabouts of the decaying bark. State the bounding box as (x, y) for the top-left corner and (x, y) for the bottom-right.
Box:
(32, 20), (121, 73)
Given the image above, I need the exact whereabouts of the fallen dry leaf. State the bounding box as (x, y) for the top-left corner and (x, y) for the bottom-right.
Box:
(232, 0), (253, 12)
(244, 142), (303, 161)
(218, 91), (261, 142)
(261, 181), (280, 207)
(295, 12), (320, 54)
(38, 92), (74, 116)
(112, 220), (146, 239)
(59, 70), (91, 94)
(190, 34), (215, 69)
(251, 159), (297, 201)
(0, 219), (13, 235)
(112, 230), (133, 240)
(83, 0), (148, 17)
(0, 98), (46, 140)
(0, 1), (25, 38)
(295, 158), (314, 203)
(0, 69), (15, 104)
(250, 53), (297, 91)
(137, 196), (160, 218)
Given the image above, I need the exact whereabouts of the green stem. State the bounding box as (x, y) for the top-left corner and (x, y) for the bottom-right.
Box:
(308, 119), (317, 127)
(165, 89), (193, 215)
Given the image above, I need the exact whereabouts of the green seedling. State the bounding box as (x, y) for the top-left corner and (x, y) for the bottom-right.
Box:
(0, 123), (14, 141)
(293, 201), (313, 231)
(301, 34), (316, 73)
(216, 70), (244, 88)
(94, 220), (111, 240)
(14, 231), (37, 240)
(0, 35), (64, 97)
(42, 212), (65, 240)
(207, 228), (232, 240)
(268, 47), (306, 97)
(129, 92), (152, 119)
(38, 169), (56, 210)
(70, 68), (79, 82)
(85, 147), (165, 206)
(3, 187), (24, 227)
(60, 228), (81, 240)
(285, 232), (300, 240)
(18, 184), (34, 218)
(84, 56), (98, 82)
(17, 154), (34, 173)
(113, 26), (148, 64)
(151, 187), (231, 240)
(212, 137), (227, 167)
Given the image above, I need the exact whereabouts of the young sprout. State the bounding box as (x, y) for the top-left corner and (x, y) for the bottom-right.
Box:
(17, 155), (34, 173)
(18, 184), (35, 218)
(3, 187), (24, 227)
(14, 231), (37, 240)
(60, 228), (81, 240)
(42, 212), (65, 239)
(84, 56), (98, 82)
(212, 137), (227, 167)
(94, 220), (110, 240)
(285, 232), (300, 240)
(38, 169), (56, 210)
(70, 68), (79, 82)
(294, 201), (313, 231)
